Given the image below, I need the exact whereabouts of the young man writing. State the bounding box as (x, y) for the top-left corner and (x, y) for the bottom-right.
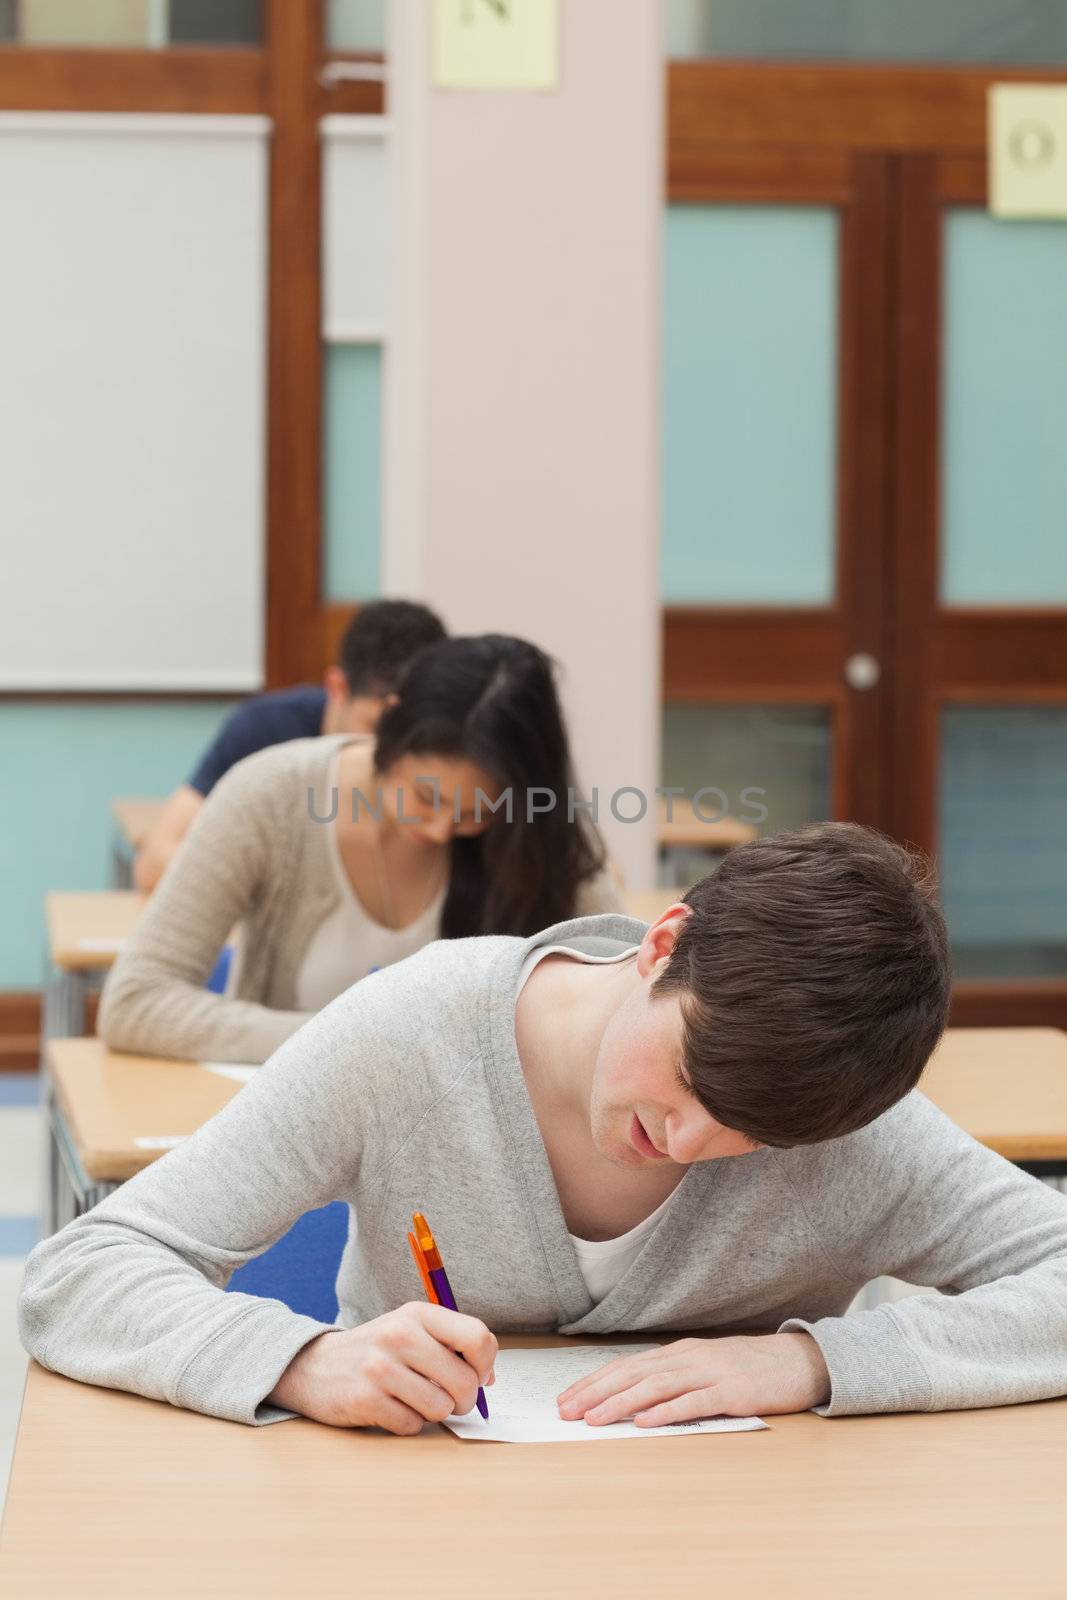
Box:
(21, 825), (1067, 1430)
(133, 599), (445, 890)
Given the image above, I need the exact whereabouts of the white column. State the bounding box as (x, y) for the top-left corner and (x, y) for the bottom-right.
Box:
(384, 0), (663, 888)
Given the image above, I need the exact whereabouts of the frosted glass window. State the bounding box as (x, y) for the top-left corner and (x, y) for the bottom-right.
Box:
(941, 211), (1067, 605)
(169, 1), (262, 44)
(939, 707), (1067, 979)
(10, 0), (261, 45)
(321, 116), (389, 341)
(326, 0), (385, 51)
(16, 0), (154, 44)
(660, 704), (831, 884)
(667, 0), (1067, 62)
(323, 343), (382, 602)
(663, 206), (838, 604)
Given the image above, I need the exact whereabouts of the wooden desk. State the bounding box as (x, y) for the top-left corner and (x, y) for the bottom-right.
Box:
(656, 795), (757, 854)
(44, 1038), (240, 1230)
(622, 887), (689, 923)
(111, 796), (165, 887)
(921, 1026), (1067, 1168)
(112, 796), (166, 854)
(43, 1023), (1067, 1218)
(42, 890), (146, 1041)
(45, 891), (145, 972)
(2, 1358), (1064, 1599)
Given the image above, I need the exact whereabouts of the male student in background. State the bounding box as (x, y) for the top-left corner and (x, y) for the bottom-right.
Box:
(134, 599), (446, 891)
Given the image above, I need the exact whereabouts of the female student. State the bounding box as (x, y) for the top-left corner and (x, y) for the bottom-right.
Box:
(98, 633), (621, 1064)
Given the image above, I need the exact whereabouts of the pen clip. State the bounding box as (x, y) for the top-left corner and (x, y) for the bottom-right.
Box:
(412, 1210), (444, 1271)
(407, 1229), (440, 1305)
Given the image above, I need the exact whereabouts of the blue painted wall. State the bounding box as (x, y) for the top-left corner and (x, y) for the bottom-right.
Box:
(0, 702), (235, 989)
(323, 342), (383, 602)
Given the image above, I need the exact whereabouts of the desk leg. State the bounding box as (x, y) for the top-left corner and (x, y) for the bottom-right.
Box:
(42, 967), (89, 1045)
(43, 1078), (60, 1235)
(43, 1086), (103, 1232)
(112, 834), (133, 890)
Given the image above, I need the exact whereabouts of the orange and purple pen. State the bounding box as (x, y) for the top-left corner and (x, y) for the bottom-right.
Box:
(407, 1211), (489, 1421)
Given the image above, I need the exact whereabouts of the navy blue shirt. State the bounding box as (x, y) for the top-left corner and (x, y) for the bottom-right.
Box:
(187, 686), (327, 797)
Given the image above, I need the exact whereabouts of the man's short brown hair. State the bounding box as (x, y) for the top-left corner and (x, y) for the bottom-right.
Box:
(652, 823), (951, 1148)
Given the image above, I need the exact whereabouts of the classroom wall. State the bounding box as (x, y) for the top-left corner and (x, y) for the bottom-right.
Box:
(383, 0), (663, 891)
(0, 703), (235, 990)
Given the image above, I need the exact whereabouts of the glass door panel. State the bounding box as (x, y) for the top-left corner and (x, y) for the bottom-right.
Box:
(663, 205), (840, 604)
(941, 211), (1067, 605)
(660, 703), (833, 887)
(668, 0), (1067, 63)
(326, 0), (384, 51)
(7, 0), (262, 46)
(939, 707), (1067, 979)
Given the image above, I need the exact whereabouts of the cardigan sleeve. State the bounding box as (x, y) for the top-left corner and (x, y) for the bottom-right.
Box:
(98, 749), (314, 1064)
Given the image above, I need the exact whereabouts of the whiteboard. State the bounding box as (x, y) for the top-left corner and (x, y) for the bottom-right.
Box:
(0, 113), (269, 690)
(321, 114), (389, 341)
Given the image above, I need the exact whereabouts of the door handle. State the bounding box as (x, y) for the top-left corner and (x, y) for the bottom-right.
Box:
(845, 653), (881, 691)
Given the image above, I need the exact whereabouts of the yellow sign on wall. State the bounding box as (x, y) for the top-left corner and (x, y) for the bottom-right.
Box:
(989, 85), (1067, 219)
(432, 0), (559, 91)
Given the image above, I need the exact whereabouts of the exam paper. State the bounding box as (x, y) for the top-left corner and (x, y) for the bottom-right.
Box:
(442, 1346), (767, 1443)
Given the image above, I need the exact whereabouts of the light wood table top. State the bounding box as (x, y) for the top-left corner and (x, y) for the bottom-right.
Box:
(46, 1038), (241, 1182)
(111, 796), (165, 851)
(45, 1026), (1067, 1190)
(920, 1026), (1067, 1163)
(622, 887), (690, 923)
(45, 891), (147, 971)
(2, 1358), (1064, 1599)
(656, 795), (757, 851)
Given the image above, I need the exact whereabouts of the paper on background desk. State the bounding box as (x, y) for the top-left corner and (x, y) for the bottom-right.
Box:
(202, 1063), (259, 1083)
(442, 1345), (767, 1443)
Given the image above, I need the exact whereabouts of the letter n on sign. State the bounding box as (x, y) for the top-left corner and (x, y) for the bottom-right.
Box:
(432, 0), (559, 90)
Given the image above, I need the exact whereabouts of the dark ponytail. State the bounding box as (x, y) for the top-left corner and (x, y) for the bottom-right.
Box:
(373, 635), (605, 938)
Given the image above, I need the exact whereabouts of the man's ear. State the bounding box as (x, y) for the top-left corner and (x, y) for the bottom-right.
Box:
(635, 903), (693, 980)
(323, 665), (349, 705)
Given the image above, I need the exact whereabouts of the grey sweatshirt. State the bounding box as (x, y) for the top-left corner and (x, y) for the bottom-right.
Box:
(21, 916), (1067, 1423)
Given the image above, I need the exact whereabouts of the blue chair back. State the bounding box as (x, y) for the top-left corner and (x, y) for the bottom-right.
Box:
(227, 1202), (348, 1322)
(205, 945), (234, 996)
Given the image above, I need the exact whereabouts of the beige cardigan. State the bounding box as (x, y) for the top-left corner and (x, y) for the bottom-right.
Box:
(98, 736), (623, 1064)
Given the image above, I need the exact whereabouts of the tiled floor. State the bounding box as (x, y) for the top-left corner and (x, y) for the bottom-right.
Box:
(0, 1073), (41, 1511)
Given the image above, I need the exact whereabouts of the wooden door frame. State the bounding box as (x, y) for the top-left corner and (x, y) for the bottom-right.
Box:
(664, 123), (896, 830)
(893, 149), (1067, 1026)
